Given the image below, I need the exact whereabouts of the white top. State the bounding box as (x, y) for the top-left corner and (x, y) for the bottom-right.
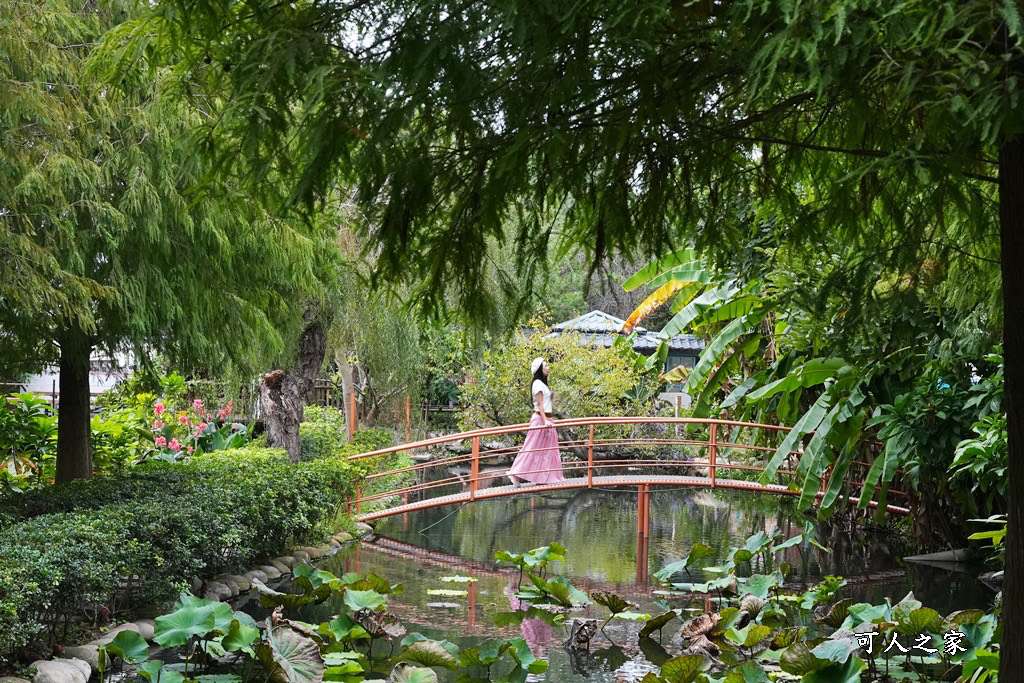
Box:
(532, 379), (552, 414)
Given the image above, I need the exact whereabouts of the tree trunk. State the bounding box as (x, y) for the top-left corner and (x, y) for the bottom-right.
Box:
(260, 308), (329, 462)
(999, 133), (1024, 680)
(55, 329), (93, 483)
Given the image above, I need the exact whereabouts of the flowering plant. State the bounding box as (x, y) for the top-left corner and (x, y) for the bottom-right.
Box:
(148, 397), (250, 461)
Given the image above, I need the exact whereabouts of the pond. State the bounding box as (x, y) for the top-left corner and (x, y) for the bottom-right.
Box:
(243, 488), (997, 682)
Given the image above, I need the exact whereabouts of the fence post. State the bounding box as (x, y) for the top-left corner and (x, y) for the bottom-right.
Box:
(709, 422), (718, 487)
(354, 483), (361, 515)
(470, 436), (480, 500)
(587, 424), (595, 488)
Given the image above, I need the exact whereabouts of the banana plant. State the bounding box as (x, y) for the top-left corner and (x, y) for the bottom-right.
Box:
(623, 254), (879, 518)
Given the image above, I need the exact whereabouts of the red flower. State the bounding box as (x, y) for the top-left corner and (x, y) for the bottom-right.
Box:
(169, 438), (181, 452)
(154, 401), (165, 416)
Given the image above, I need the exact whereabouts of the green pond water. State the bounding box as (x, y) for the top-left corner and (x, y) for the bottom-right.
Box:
(240, 488), (997, 682)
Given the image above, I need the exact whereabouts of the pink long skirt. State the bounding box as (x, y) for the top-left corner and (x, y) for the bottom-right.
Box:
(507, 413), (564, 484)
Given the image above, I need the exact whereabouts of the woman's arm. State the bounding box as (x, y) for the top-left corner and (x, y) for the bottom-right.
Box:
(535, 391), (554, 426)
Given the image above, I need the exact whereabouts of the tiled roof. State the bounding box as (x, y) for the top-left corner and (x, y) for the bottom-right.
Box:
(548, 310), (704, 353)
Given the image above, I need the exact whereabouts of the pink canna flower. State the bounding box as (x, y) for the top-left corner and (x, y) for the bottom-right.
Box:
(193, 399), (203, 411)
(178, 414), (188, 425)
(199, 422), (207, 431)
(168, 439), (180, 452)
(154, 436), (167, 447)
(153, 420), (163, 429)
(187, 446), (194, 454)
(154, 401), (165, 416)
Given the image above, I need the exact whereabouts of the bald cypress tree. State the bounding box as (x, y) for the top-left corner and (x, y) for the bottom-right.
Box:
(1, 0), (326, 481)
(117, 0), (1023, 668)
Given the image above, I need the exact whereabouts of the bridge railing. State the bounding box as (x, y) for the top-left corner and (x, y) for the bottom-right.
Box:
(346, 416), (909, 518)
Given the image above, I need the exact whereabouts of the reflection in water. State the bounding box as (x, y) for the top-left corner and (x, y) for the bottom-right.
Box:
(378, 488), (902, 583)
(244, 488), (996, 682)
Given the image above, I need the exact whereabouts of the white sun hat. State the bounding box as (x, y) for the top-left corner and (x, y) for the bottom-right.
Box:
(531, 356), (545, 374)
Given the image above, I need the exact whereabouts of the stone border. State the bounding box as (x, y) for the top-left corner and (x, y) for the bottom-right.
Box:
(16, 523), (373, 683)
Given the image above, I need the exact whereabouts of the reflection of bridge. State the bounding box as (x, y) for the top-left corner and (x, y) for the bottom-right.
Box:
(347, 417), (909, 581)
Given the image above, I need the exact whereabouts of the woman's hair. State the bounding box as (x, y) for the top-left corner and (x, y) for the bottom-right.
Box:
(532, 363), (549, 388)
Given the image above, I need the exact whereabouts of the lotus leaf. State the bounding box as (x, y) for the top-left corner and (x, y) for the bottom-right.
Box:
(425, 589), (468, 597)
(780, 642), (830, 675)
(814, 599), (853, 628)
(252, 580), (317, 611)
(354, 608), (406, 639)
(724, 661), (771, 683)
(659, 654), (707, 683)
(740, 572), (783, 600)
(678, 613), (720, 639)
(593, 592), (635, 615)
(398, 641), (459, 670)
(653, 543), (715, 582)
(222, 619), (259, 654)
(387, 663), (437, 683)
(137, 661), (186, 683)
(196, 676), (242, 683)
(504, 637), (548, 674)
(810, 635), (859, 663)
(343, 588), (387, 611)
(154, 604), (219, 647)
(896, 607), (943, 636)
(801, 657), (865, 683)
(639, 611), (678, 639)
(400, 633), (460, 657)
(103, 630), (150, 664)
(255, 626), (325, 683)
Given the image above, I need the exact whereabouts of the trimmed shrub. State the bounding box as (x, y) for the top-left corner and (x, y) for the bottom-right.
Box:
(299, 405), (348, 461)
(0, 448), (356, 660)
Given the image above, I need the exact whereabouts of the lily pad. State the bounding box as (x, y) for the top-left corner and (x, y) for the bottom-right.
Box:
(439, 575), (477, 583)
(425, 589), (468, 597)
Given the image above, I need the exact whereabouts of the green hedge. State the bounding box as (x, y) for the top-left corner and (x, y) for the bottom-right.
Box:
(0, 448), (356, 659)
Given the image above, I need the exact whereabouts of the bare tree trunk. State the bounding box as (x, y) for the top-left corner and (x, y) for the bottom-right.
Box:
(999, 133), (1024, 680)
(261, 308), (329, 462)
(55, 328), (93, 483)
(338, 350), (354, 436)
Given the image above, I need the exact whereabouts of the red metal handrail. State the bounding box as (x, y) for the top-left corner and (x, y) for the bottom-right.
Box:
(346, 416), (910, 519)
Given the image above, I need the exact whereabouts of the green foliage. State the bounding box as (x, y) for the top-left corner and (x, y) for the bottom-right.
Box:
(459, 323), (652, 429)
(0, 449), (357, 655)
(300, 406), (348, 462)
(0, 394), (56, 492)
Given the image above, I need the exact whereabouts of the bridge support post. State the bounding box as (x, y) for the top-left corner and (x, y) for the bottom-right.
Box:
(470, 436), (480, 500)
(709, 423), (718, 487)
(636, 484), (651, 584)
(587, 424), (594, 488)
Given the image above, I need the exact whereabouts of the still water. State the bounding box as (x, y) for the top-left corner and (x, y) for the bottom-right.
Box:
(251, 488), (997, 682)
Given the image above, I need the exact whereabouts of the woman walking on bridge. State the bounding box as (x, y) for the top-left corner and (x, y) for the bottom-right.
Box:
(508, 357), (564, 486)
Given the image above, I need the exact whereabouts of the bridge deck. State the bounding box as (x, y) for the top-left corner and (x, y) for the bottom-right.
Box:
(356, 474), (909, 521)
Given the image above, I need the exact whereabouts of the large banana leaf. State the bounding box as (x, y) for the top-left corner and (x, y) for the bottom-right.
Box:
(623, 250), (696, 291)
(669, 282), (707, 313)
(660, 283), (741, 338)
(690, 351), (743, 419)
(646, 262), (711, 290)
(760, 389), (834, 483)
(746, 358), (848, 402)
(623, 281), (691, 333)
(683, 311), (768, 395)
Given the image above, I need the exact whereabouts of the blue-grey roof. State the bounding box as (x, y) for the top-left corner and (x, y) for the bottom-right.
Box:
(548, 310), (704, 354)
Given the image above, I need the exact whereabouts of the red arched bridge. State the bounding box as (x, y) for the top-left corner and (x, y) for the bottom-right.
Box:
(346, 416), (909, 521)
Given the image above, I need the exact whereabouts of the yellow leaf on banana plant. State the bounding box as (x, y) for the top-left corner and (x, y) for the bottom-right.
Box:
(623, 280), (690, 333)
(661, 364), (691, 383)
